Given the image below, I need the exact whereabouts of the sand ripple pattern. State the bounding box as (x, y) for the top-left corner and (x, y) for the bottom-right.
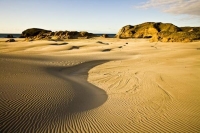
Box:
(1, 50), (200, 132)
(0, 57), (108, 133)
(88, 60), (200, 132)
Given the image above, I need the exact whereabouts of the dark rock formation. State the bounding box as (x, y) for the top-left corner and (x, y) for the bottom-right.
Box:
(116, 22), (200, 42)
(101, 34), (109, 38)
(6, 39), (15, 42)
(20, 28), (97, 41)
(20, 28), (51, 38)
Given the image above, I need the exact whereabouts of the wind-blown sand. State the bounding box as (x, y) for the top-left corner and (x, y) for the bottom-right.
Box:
(0, 38), (200, 132)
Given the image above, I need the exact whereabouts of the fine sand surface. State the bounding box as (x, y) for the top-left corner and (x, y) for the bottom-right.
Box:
(0, 38), (200, 132)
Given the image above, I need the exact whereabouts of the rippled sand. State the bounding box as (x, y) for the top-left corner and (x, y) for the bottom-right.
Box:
(0, 38), (200, 132)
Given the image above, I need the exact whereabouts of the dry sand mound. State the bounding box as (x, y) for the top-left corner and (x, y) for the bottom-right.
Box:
(0, 38), (200, 132)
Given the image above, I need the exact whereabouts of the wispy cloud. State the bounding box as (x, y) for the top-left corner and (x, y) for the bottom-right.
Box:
(136, 0), (200, 16)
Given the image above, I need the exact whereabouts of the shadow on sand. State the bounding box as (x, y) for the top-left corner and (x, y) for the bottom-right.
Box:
(45, 60), (109, 113)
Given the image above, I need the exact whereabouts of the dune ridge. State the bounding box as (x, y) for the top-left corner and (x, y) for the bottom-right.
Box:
(0, 38), (200, 132)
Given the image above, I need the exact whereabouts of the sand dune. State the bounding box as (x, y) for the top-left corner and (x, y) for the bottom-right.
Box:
(0, 38), (200, 132)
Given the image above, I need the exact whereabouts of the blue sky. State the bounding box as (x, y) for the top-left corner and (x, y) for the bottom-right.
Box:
(0, 0), (199, 33)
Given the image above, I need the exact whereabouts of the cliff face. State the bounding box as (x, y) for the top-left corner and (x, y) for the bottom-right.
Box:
(116, 22), (200, 42)
(20, 28), (96, 40)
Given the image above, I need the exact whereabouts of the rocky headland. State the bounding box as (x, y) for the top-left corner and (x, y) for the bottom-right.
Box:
(115, 22), (200, 42)
(20, 28), (97, 41)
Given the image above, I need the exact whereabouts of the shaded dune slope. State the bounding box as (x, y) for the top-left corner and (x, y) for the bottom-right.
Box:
(0, 55), (108, 133)
(45, 60), (108, 113)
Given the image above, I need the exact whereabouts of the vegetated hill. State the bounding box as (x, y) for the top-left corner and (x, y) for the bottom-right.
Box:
(116, 22), (200, 42)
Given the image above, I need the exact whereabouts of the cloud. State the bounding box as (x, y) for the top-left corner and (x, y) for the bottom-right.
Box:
(136, 0), (200, 16)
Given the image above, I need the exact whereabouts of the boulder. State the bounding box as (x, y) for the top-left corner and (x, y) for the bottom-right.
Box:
(6, 39), (15, 42)
(101, 34), (109, 38)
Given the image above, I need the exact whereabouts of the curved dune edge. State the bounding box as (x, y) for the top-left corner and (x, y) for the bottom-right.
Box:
(0, 55), (109, 133)
(1, 38), (200, 132)
(45, 60), (109, 113)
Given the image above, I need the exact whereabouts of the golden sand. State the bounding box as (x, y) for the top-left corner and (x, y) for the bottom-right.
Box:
(1, 38), (200, 132)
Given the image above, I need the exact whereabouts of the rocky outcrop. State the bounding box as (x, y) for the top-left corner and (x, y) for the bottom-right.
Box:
(116, 22), (200, 42)
(115, 22), (180, 38)
(21, 28), (97, 41)
(20, 28), (51, 38)
(150, 30), (200, 42)
(180, 27), (200, 32)
(6, 39), (15, 42)
(101, 34), (109, 38)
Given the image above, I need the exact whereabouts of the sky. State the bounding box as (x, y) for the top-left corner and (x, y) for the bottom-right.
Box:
(0, 0), (199, 33)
